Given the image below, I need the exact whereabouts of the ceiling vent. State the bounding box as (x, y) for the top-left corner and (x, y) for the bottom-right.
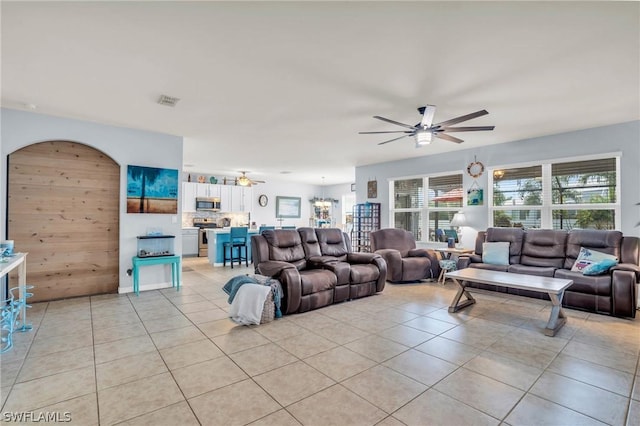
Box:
(157, 95), (180, 107)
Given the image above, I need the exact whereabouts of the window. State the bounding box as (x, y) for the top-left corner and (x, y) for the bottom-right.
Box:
(490, 156), (619, 230)
(391, 173), (463, 242)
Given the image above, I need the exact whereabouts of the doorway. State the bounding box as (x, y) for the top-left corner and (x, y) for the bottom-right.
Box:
(7, 141), (120, 302)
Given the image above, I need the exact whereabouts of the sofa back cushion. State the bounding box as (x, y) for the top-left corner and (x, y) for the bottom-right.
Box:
(564, 229), (622, 270)
(262, 229), (307, 270)
(315, 228), (349, 259)
(298, 227), (322, 258)
(486, 227), (524, 264)
(520, 229), (567, 268)
(370, 228), (415, 257)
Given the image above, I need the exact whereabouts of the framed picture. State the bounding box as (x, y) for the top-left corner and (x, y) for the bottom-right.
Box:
(351, 183), (356, 192)
(467, 188), (484, 206)
(127, 165), (179, 214)
(367, 180), (377, 198)
(276, 196), (301, 218)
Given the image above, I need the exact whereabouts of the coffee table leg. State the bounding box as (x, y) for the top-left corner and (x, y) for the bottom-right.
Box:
(545, 291), (567, 337)
(448, 278), (476, 313)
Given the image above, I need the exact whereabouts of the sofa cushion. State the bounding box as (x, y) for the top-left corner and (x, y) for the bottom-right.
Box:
(350, 264), (380, 284)
(263, 230), (307, 266)
(554, 269), (611, 296)
(520, 229), (567, 268)
(582, 258), (618, 276)
(469, 263), (509, 272)
(570, 247), (618, 273)
(482, 242), (510, 266)
(300, 269), (336, 296)
(316, 228), (349, 258)
(486, 227), (524, 264)
(564, 229), (622, 270)
(400, 257), (431, 281)
(508, 264), (557, 277)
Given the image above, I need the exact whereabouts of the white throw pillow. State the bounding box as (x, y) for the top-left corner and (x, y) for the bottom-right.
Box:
(482, 242), (510, 266)
(570, 247), (618, 273)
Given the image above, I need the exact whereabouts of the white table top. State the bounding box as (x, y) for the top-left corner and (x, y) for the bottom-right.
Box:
(0, 252), (27, 278)
(446, 268), (573, 293)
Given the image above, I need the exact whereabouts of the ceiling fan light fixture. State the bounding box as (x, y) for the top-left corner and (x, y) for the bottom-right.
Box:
(415, 131), (432, 145)
(237, 175), (251, 186)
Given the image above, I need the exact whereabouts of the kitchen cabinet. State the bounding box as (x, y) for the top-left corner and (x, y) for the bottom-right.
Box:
(182, 182), (198, 212)
(230, 186), (252, 212)
(181, 182), (251, 213)
(182, 227), (199, 256)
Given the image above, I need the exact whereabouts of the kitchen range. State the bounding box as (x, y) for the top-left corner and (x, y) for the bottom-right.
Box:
(194, 217), (229, 257)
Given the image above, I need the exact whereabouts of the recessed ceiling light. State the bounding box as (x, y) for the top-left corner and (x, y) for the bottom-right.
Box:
(157, 95), (180, 107)
(280, 171), (291, 174)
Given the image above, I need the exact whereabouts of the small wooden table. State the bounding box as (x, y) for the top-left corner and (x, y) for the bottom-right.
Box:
(446, 268), (573, 336)
(132, 255), (181, 296)
(439, 247), (474, 259)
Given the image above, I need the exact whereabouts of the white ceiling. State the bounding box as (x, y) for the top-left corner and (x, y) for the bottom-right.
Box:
(2, 1), (638, 185)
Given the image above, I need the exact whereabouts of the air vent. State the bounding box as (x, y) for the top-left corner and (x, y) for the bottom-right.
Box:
(157, 95), (180, 107)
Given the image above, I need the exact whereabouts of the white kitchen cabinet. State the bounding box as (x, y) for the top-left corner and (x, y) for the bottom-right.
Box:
(219, 185), (231, 212)
(182, 182), (198, 212)
(182, 228), (199, 256)
(229, 186), (252, 212)
(195, 183), (210, 198)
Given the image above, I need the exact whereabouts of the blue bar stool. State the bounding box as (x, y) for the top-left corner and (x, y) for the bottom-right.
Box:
(258, 226), (275, 234)
(223, 227), (249, 268)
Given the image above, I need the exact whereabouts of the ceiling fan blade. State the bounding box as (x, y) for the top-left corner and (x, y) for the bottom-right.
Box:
(359, 130), (413, 134)
(441, 126), (495, 132)
(373, 116), (416, 130)
(252, 180), (265, 184)
(420, 104), (437, 127)
(434, 110), (488, 127)
(436, 133), (464, 144)
(378, 135), (411, 145)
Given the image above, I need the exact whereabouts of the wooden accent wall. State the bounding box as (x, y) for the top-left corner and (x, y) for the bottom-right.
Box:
(7, 141), (120, 302)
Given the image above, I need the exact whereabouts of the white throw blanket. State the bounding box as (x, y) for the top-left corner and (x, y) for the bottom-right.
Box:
(229, 284), (272, 325)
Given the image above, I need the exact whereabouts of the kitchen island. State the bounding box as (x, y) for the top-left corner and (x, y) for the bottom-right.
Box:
(206, 228), (259, 266)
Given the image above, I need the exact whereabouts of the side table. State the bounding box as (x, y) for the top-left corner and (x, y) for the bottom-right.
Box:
(132, 255), (181, 296)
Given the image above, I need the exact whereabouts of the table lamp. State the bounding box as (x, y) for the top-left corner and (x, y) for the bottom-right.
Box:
(450, 211), (467, 246)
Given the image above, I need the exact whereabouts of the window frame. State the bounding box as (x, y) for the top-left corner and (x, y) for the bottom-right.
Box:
(488, 153), (621, 230)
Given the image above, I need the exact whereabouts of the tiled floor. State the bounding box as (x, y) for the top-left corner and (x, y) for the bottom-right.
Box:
(1, 257), (639, 425)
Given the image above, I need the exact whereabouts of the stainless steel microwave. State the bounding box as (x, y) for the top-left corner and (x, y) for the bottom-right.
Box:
(196, 197), (221, 211)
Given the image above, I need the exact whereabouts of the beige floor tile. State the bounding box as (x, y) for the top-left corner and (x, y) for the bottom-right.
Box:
(530, 371), (629, 425)
(404, 315), (458, 335)
(464, 352), (543, 391)
(376, 324), (435, 347)
(91, 303), (136, 318)
(485, 336), (558, 370)
(344, 334), (409, 363)
(189, 379), (280, 426)
(414, 336), (481, 365)
(36, 318), (93, 340)
(96, 351), (167, 390)
(229, 343), (298, 376)
(372, 307), (420, 324)
(98, 372), (184, 425)
(383, 349), (458, 386)
(212, 327), (270, 353)
(253, 319), (307, 341)
(393, 388), (499, 426)
(350, 316), (396, 334)
(172, 356), (248, 398)
(632, 375), (640, 401)
(30, 393), (99, 426)
(94, 335), (157, 364)
(375, 415), (406, 426)
(562, 340), (638, 374)
(159, 339), (224, 370)
(17, 346), (94, 383)
(253, 361), (335, 406)
(183, 307), (229, 324)
(93, 321), (148, 345)
(248, 408), (302, 426)
(118, 401), (200, 426)
(434, 368), (524, 419)
(176, 300), (218, 313)
(319, 305), (369, 322)
(1, 385), (12, 408)
(313, 322), (370, 345)
(628, 399), (640, 426)
(197, 318), (240, 337)
(275, 331), (338, 359)
(304, 346), (377, 382)
(286, 311), (340, 330)
(287, 384), (387, 426)
(141, 314), (193, 333)
(505, 393), (606, 426)
(3, 366), (95, 413)
(92, 311), (142, 330)
(136, 305), (183, 321)
(397, 301), (441, 316)
(28, 332), (93, 358)
(149, 325), (206, 350)
(342, 365), (427, 413)
(167, 293), (206, 305)
(426, 307), (474, 324)
(1, 358), (24, 387)
(548, 353), (634, 397)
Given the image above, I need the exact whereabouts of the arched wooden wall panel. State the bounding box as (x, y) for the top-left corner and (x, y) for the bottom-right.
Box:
(7, 141), (120, 302)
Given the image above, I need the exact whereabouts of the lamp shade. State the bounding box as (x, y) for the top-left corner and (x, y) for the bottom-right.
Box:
(450, 212), (467, 227)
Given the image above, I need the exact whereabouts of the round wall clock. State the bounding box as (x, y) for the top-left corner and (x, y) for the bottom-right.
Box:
(258, 194), (268, 207)
(466, 160), (485, 178)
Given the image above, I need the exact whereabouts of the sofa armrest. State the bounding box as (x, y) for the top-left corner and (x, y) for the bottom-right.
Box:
(307, 255), (340, 267)
(256, 261), (296, 278)
(347, 252), (381, 264)
(279, 268), (302, 314)
(611, 269), (637, 318)
(374, 249), (402, 282)
(611, 263), (640, 282)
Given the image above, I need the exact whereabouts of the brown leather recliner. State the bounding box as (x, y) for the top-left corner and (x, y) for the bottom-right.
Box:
(370, 228), (439, 282)
(251, 228), (386, 315)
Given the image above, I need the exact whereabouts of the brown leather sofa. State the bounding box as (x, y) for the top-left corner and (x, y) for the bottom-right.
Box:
(251, 228), (387, 314)
(459, 228), (639, 318)
(370, 228), (440, 282)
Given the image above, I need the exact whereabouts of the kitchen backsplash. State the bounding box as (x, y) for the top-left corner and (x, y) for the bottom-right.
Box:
(182, 211), (249, 228)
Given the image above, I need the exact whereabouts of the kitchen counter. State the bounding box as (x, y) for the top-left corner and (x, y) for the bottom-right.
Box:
(206, 228), (259, 266)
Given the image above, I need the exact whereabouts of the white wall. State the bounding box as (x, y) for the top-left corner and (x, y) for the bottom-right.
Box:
(356, 121), (640, 247)
(1, 108), (184, 293)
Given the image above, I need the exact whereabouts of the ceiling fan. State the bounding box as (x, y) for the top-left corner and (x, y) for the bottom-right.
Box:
(360, 105), (495, 147)
(236, 171), (265, 187)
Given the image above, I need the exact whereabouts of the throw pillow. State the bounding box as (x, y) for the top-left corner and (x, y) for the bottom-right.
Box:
(482, 242), (510, 266)
(570, 247), (618, 273)
(582, 258), (619, 276)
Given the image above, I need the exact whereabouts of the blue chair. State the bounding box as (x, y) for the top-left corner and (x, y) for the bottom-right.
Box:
(258, 226), (275, 234)
(223, 227), (249, 268)
(435, 229), (445, 242)
(444, 229), (459, 243)
(281, 226), (296, 230)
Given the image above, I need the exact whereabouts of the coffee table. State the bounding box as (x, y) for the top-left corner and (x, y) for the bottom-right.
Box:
(445, 268), (573, 336)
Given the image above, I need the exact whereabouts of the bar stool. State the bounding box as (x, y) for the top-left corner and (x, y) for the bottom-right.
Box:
(223, 227), (249, 268)
(258, 226), (275, 234)
(438, 259), (457, 285)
